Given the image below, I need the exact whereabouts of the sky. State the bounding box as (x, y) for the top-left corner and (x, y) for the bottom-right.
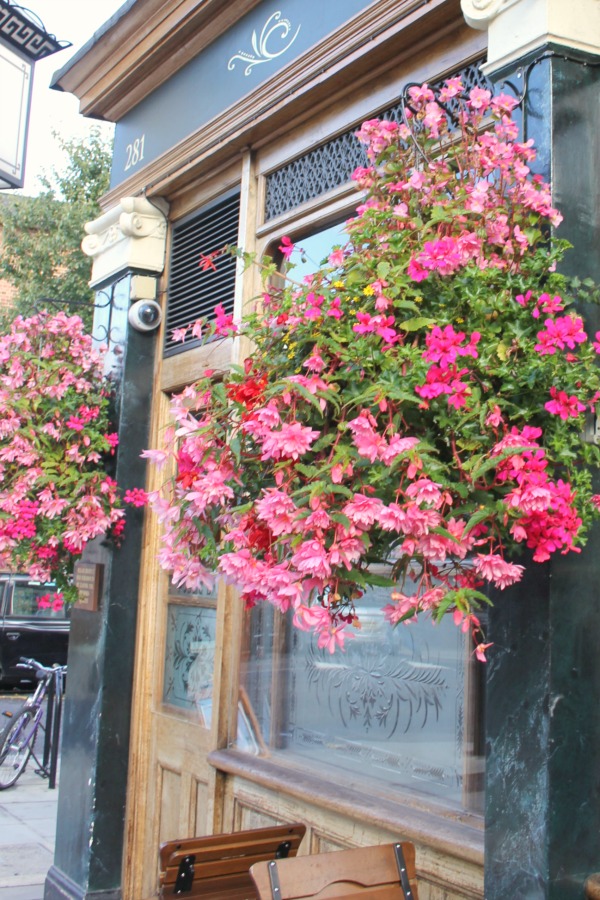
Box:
(20, 0), (126, 195)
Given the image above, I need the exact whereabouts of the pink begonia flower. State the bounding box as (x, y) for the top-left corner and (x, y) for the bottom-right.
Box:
(303, 347), (326, 373)
(328, 536), (363, 569)
(407, 83), (435, 106)
(490, 92), (519, 114)
(343, 494), (383, 528)
(260, 422), (320, 461)
(468, 87), (492, 111)
(486, 405), (503, 428)
(380, 435), (420, 465)
(172, 326), (188, 343)
(405, 478), (445, 509)
(354, 119), (399, 158)
(331, 462), (353, 484)
(293, 605), (354, 653)
(256, 488), (299, 535)
(383, 592), (419, 624)
(438, 77), (463, 102)
(140, 447), (170, 468)
(453, 609), (481, 633)
(328, 248), (345, 267)
(291, 541), (332, 579)
(475, 642), (494, 663)
(472, 554), (525, 589)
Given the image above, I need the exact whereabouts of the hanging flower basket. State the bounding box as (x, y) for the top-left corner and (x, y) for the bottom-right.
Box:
(0, 311), (124, 604)
(145, 80), (600, 657)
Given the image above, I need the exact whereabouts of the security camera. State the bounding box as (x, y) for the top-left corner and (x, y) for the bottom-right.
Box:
(128, 299), (162, 332)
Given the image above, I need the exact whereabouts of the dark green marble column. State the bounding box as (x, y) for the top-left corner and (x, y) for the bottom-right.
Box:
(45, 275), (156, 899)
(484, 49), (600, 900)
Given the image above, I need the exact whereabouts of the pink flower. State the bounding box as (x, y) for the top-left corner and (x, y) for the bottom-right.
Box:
(279, 236), (294, 259)
(291, 541), (331, 579)
(172, 326), (188, 343)
(544, 387), (585, 420)
(468, 87), (492, 111)
(486, 405), (503, 427)
(260, 422), (320, 461)
(472, 554), (525, 589)
(214, 304), (237, 336)
(474, 642), (493, 662)
(124, 488), (149, 507)
(303, 347), (326, 373)
(343, 494), (383, 527)
(535, 315), (587, 355)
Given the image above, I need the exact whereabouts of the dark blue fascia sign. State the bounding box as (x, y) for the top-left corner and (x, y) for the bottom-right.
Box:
(110, 0), (373, 189)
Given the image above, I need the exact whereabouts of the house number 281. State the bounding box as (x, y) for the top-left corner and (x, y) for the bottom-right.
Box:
(125, 135), (145, 171)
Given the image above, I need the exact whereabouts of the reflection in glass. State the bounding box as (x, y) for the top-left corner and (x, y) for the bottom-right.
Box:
(285, 222), (347, 280)
(237, 587), (484, 812)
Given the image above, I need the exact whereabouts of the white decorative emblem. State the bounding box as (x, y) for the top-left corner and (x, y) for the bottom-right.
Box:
(228, 11), (300, 76)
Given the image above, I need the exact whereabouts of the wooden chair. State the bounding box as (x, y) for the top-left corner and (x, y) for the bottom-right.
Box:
(159, 822), (306, 898)
(250, 842), (418, 900)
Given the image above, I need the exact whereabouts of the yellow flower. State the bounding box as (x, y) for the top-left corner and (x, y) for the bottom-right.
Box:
(333, 280), (345, 289)
(363, 285), (375, 296)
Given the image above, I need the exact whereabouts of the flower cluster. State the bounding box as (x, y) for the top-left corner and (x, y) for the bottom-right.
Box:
(145, 81), (600, 658)
(0, 311), (124, 602)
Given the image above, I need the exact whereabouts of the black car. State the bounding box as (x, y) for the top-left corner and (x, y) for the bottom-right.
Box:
(0, 574), (70, 686)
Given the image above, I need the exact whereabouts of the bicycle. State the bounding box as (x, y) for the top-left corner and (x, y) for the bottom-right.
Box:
(0, 657), (67, 790)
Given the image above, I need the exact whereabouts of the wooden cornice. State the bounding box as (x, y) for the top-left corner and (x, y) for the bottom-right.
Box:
(51, 0), (264, 120)
(98, 0), (479, 208)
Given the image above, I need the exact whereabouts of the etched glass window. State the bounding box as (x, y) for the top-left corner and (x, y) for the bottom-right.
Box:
(163, 601), (217, 725)
(237, 587), (484, 812)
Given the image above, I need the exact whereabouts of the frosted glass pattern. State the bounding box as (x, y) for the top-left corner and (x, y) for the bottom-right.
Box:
(163, 603), (217, 724)
(238, 588), (484, 810)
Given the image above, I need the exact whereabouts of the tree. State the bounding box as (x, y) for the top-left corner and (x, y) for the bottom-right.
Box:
(0, 127), (112, 329)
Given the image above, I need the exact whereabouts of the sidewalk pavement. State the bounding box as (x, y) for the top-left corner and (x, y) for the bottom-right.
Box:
(0, 766), (58, 900)
(0, 697), (58, 900)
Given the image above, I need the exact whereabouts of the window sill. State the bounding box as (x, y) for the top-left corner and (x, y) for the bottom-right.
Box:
(207, 747), (484, 866)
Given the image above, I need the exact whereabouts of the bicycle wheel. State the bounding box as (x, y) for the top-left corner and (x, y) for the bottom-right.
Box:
(0, 705), (36, 789)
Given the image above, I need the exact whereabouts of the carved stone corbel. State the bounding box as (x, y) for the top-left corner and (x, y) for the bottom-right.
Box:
(82, 196), (169, 289)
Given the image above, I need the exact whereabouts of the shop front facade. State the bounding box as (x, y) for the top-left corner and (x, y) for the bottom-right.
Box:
(47, 2), (600, 899)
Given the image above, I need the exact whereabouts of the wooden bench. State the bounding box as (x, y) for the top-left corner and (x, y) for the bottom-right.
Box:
(158, 823), (306, 898)
(250, 842), (418, 900)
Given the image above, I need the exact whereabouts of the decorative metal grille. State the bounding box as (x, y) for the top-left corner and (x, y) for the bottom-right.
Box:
(264, 59), (492, 221)
(164, 190), (240, 357)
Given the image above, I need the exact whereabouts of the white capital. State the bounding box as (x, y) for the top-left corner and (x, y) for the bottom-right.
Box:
(82, 197), (169, 289)
(462, 0), (600, 74)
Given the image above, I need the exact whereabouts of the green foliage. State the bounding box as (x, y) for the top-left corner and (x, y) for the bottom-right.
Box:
(0, 128), (112, 329)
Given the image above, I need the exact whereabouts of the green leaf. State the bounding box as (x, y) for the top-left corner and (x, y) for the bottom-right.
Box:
(398, 317), (436, 332)
(463, 506), (492, 535)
